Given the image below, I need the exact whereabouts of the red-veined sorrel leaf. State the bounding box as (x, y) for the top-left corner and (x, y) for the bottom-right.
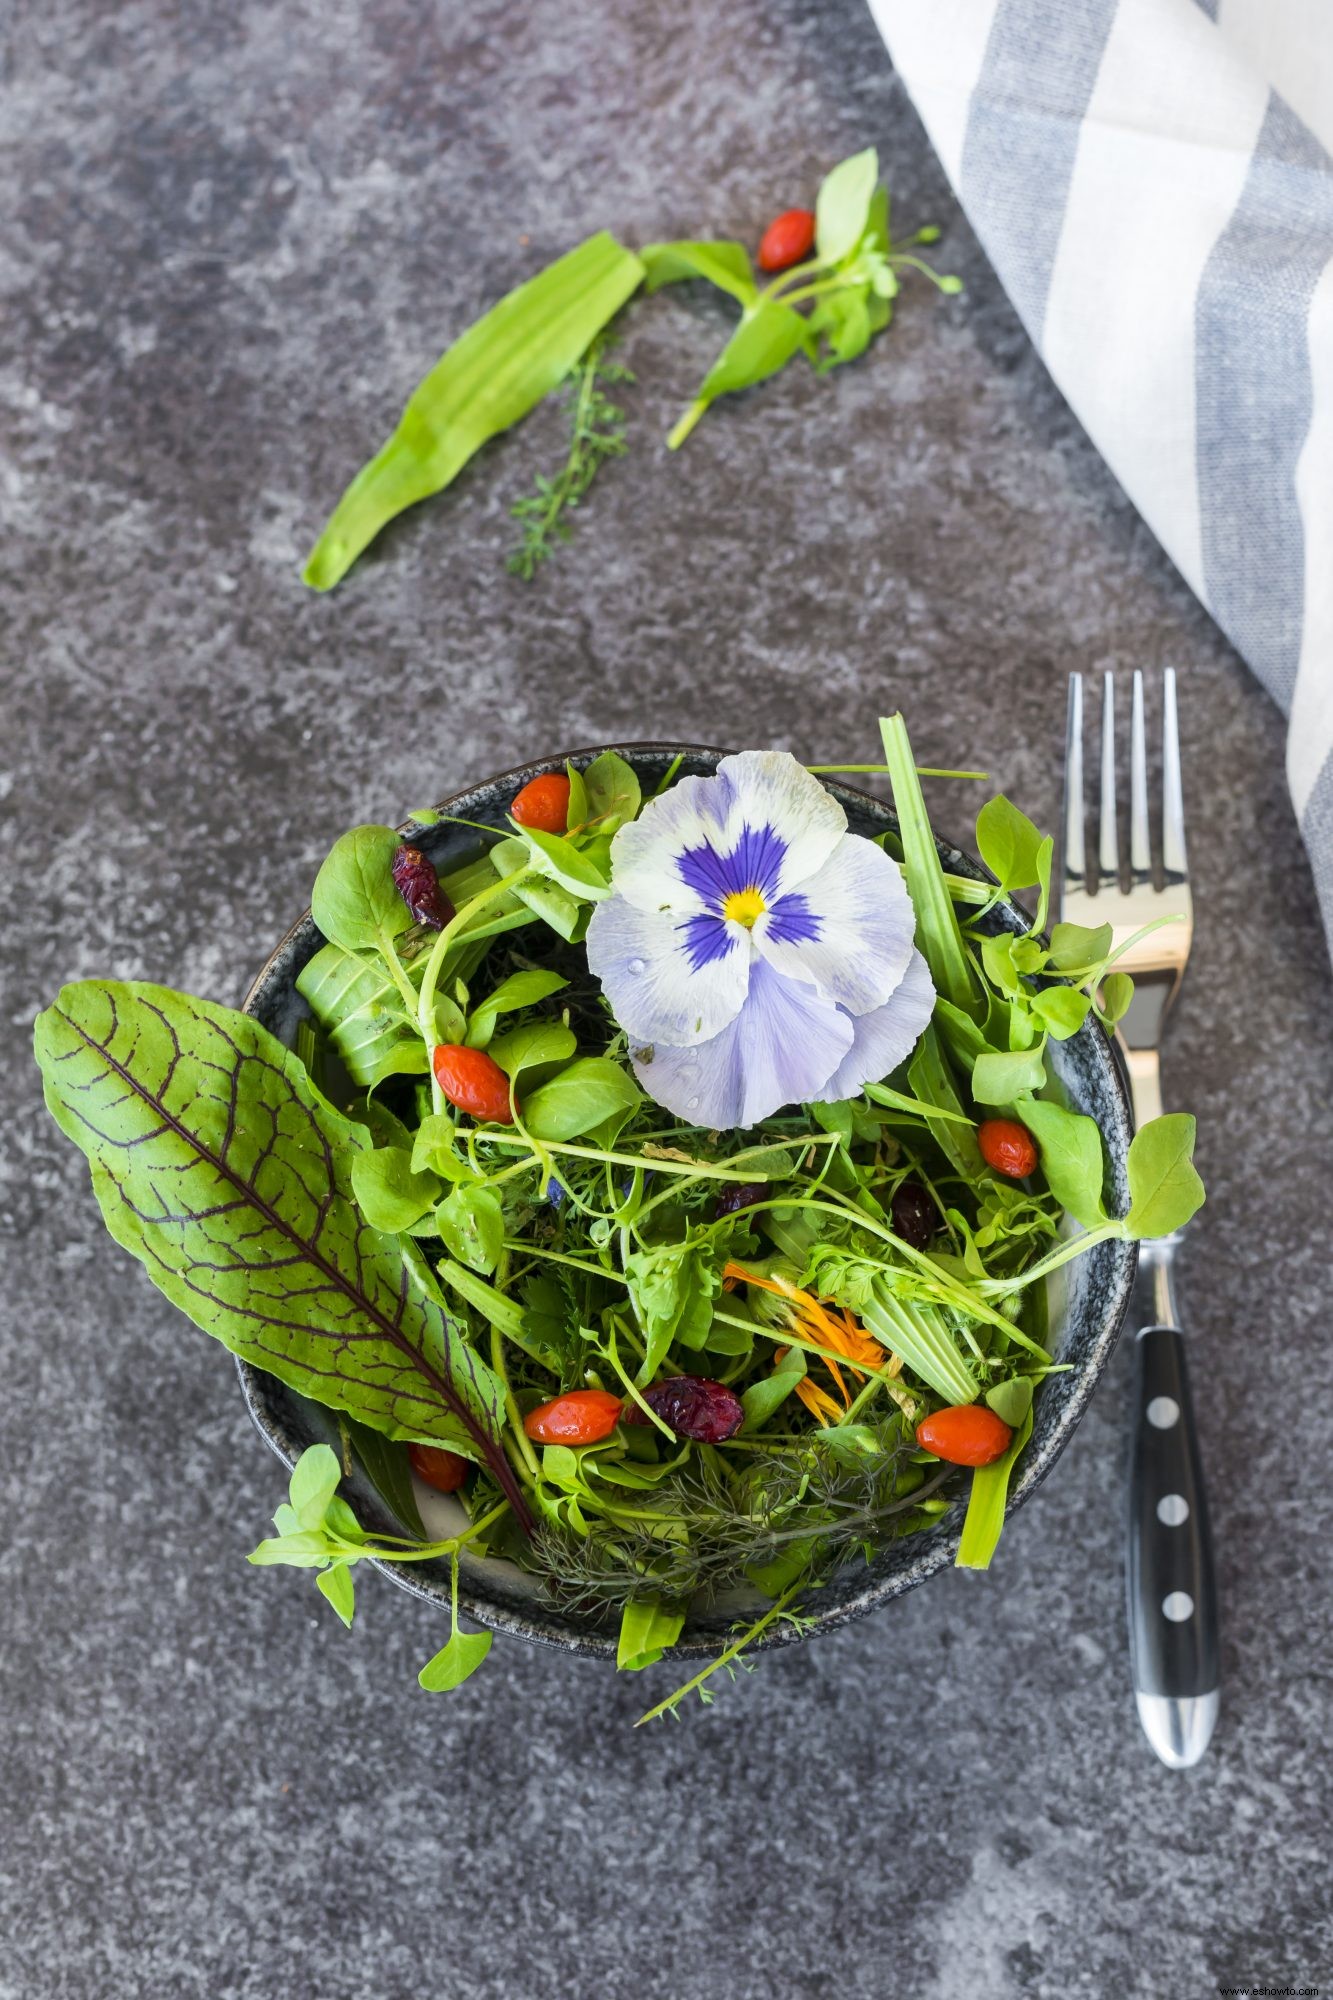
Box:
(34, 981), (533, 1532)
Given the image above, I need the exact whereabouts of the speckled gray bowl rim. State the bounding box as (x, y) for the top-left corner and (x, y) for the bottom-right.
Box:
(237, 743), (1136, 1664)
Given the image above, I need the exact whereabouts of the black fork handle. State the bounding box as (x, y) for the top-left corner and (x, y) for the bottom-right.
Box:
(1127, 1327), (1220, 1759)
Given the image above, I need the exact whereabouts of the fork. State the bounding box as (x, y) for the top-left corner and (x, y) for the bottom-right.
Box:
(1062, 668), (1219, 1769)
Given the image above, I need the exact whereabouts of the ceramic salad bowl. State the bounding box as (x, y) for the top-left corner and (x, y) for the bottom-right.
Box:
(235, 744), (1137, 1664)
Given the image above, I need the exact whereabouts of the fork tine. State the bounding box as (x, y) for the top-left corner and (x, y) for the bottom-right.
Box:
(1063, 673), (1086, 893)
(1130, 669), (1151, 879)
(1161, 667), (1188, 879)
(1099, 672), (1119, 885)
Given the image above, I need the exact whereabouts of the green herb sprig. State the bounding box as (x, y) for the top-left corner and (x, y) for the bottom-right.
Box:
(301, 148), (959, 589)
(506, 333), (634, 578)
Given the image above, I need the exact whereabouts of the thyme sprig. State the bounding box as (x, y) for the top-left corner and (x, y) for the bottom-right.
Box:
(506, 332), (633, 578)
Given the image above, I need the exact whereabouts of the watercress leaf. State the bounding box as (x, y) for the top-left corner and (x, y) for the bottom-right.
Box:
(1124, 1114), (1205, 1238)
(303, 231), (645, 591)
(971, 1045), (1047, 1105)
(489, 836), (585, 940)
(510, 823), (611, 901)
(316, 1562), (357, 1628)
(248, 1530), (332, 1568)
(324, 1493), (368, 1544)
(435, 1184), (504, 1275)
(429, 991), (468, 1045)
(411, 1112), (459, 1177)
(350, 1146), (441, 1234)
(579, 750), (641, 836)
(639, 239), (758, 306)
(541, 1444), (583, 1487)
(741, 1345), (807, 1431)
(617, 1594), (686, 1672)
(956, 1406), (1033, 1569)
(985, 1377), (1035, 1428)
(809, 287), (873, 372)
(311, 826), (411, 956)
(586, 1100), (641, 1150)
(488, 1020), (577, 1079)
(980, 933), (1022, 998)
(367, 1041), (434, 1088)
(864, 183), (889, 255)
(811, 1100), (855, 1145)
(1018, 1096), (1108, 1229)
(296, 941), (424, 1090)
(1010, 938), (1046, 975)
(1048, 921), (1112, 972)
(418, 1626), (492, 1692)
(289, 1444), (342, 1530)
(695, 298), (812, 405)
(1030, 986), (1091, 1040)
(1032, 836), (1054, 932)
(564, 762), (590, 835)
(815, 146), (879, 264)
(867, 289), (892, 336)
(975, 797), (1045, 891)
(523, 1057), (643, 1141)
(1100, 971), (1135, 1026)
(1008, 999), (1039, 1051)
(34, 982), (525, 1520)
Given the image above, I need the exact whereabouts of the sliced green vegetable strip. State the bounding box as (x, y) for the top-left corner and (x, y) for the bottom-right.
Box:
(857, 1284), (979, 1406)
(303, 232), (645, 590)
(880, 714), (978, 1011)
(956, 1408), (1034, 1569)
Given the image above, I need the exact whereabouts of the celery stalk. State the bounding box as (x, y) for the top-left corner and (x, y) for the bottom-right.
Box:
(860, 1284), (979, 1405)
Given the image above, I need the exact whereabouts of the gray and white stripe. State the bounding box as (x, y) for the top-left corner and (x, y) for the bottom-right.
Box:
(867, 0), (1333, 948)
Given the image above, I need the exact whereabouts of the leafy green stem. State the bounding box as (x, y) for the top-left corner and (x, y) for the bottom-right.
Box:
(634, 1582), (805, 1726)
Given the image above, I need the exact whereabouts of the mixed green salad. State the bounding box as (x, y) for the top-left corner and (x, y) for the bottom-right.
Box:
(34, 716), (1203, 1721)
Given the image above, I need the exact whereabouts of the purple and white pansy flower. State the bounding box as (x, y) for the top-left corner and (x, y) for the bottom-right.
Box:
(586, 751), (936, 1129)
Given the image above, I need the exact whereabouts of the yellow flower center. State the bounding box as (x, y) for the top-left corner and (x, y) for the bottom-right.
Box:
(722, 885), (767, 929)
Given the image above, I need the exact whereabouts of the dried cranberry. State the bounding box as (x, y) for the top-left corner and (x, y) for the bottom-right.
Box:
(890, 1180), (938, 1249)
(713, 1181), (766, 1220)
(391, 844), (454, 930)
(628, 1376), (744, 1443)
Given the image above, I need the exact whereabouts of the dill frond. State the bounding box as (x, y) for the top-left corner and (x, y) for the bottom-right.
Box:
(506, 331), (633, 578)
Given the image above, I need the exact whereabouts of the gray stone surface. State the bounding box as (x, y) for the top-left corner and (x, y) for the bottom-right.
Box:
(3, 1), (1331, 1995)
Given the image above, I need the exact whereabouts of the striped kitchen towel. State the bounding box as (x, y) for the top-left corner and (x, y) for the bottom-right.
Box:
(867, 0), (1333, 946)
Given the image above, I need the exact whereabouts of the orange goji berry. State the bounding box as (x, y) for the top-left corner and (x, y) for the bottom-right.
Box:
(523, 1389), (624, 1446)
(758, 207), (816, 273)
(432, 1044), (515, 1124)
(408, 1442), (469, 1493)
(511, 773), (572, 834)
(915, 1403), (1013, 1466)
(977, 1117), (1038, 1179)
